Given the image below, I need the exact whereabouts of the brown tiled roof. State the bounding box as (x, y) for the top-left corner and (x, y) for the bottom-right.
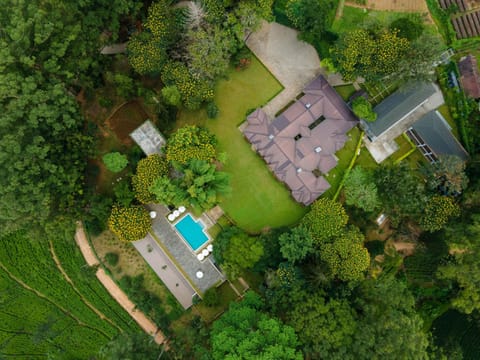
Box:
(243, 75), (358, 205)
(458, 55), (480, 99)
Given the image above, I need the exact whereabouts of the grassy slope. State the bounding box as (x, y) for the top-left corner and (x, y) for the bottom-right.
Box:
(177, 58), (307, 232)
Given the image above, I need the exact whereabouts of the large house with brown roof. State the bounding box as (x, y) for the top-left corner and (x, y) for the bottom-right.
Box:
(458, 55), (480, 99)
(243, 75), (358, 205)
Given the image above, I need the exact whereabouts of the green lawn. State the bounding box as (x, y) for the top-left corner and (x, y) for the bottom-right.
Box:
(177, 57), (307, 233)
(334, 84), (356, 101)
(323, 127), (362, 198)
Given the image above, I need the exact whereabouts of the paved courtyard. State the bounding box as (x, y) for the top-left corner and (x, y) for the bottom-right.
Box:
(147, 204), (225, 296)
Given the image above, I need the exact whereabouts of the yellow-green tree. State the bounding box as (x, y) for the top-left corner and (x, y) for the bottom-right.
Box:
(301, 198), (348, 244)
(108, 205), (151, 241)
(165, 125), (217, 165)
(132, 154), (169, 203)
(420, 196), (460, 232)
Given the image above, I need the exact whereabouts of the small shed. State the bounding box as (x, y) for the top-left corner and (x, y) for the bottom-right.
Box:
(130, 120), (166, 155)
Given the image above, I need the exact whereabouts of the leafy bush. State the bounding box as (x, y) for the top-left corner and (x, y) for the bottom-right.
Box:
(352, 97), (377, 122)
(202, 287), (220, 307)
(102, 152), (128, 173)
(161, 85), (181, 107)
(206, 101), (219, 119)
(108, 205), (151, 242)
(105, 252), (119, 267)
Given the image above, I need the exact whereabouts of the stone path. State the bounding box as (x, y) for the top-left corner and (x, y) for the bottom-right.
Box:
(75, 222), (166, 345)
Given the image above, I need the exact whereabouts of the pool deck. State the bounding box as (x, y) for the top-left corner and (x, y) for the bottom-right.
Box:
(147, 204), (225, 296)
(133, 234), (196, 309)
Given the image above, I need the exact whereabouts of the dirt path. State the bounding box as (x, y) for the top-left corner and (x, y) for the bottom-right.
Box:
(336, 0), (346, 19)
(48, 240), (122, 331)
(74, 221), (99, 266)
(75, 222), (166, 345)
(393, 241), (416, 256)
(96, 268), (166, 345)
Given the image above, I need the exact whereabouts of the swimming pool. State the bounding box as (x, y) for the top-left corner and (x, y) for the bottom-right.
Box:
(174, 214), (209, 251)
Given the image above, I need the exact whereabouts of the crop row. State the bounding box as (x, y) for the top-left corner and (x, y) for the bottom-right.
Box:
(0, 232), (118, 338)
(51, 232), (138, 332)
(0, 271), (110, 358)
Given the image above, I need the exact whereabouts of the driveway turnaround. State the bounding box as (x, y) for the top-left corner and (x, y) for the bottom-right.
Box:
(246, 21), (322, 118)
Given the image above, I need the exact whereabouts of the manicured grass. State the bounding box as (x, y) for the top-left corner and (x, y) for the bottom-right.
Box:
(193, 282), (239, 323)
(334, 84), (356, 101)
(323, 127), (362, 198)
(177, 58), (307, 233)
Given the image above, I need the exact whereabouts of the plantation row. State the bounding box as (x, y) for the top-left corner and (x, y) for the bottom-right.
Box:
(0, 271), (109, 358)
(0, 230), (139, 357)
(51, 227), (138, 332)
(0, 231), (114, 336)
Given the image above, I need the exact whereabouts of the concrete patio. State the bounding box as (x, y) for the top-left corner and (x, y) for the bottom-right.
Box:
(147, 204), (225, 296)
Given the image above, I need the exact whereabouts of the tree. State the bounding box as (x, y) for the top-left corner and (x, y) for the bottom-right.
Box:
(344, 166), (379, 212)
(214, 227), (264, 279)
(301, 198), (348, 244)
(437, 213), (480, 314)
(389, 16), (425, 41)
(419, 196), (460, 232)
(132, 154), (169, 204)
(166, 125), (217, 165)
(161, 85), (182, 107)
(351, 278), (430, 359)
(332, 29), (410, 81)
(149, 176), (186, 206)
(287, 292), (357, 359)
(177, 159), (230, 210)
(185, 25), (237, 81)
(99, 333), (161, 359)
(211, 292), (302, 360)
(108, 205), (151, 242)
(278, 226), (314, 263)
(102, 152), (128, 173)
(422, 155), (469, 196)
(285, 0), (337, 50)
(351, 97), (377, 122)
(319, 227), (370, 282)
(375, 163), (428, 225)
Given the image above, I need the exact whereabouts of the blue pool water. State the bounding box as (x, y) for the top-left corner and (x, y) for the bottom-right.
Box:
(174, 214), (209, 251)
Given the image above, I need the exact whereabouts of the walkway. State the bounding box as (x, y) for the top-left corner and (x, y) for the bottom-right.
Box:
(246, 21), (322, 118)
(74, 222), (166, 345)
(133, 234), (196, 309)
(147, 204), (225, 295)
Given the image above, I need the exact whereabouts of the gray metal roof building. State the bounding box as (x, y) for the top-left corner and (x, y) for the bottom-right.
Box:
(407, 110), (468, 162)
(364, 83), (439, 140)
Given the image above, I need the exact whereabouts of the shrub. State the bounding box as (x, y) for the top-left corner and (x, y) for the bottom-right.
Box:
(202, 287), (220, 307)
(105, 252), (119, 267)
(102, 152), (129, 173)
(352, 97), (377, 122)
(206, 102), (219, 119)
(108, 205), (151, 242)
(161, 85), (182, 107)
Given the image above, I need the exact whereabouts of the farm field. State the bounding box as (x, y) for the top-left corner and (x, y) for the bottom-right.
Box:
(345, 0), (429, 12)
(0, 227), (139, 358)
(177, 56), (308, 232)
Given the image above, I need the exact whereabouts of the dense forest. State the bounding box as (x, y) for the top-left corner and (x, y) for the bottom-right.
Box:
(1, 0), (480, 359)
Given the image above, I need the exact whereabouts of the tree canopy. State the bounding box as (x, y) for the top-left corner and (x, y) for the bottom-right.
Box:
(301, 198), (348, 244)
(108, 205), (151, 242)
(166, 125), (217, 165)
(211, 292), (302, 360)
(351, 97), (377, 122)
(132, 154), (169, 204)
(102, 152), (129, 173)
(344, 166), (379, 212)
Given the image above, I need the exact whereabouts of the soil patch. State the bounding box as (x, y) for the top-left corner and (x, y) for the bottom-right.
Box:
(346, 0), (429, 12)
(106, 101), (150, 145)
